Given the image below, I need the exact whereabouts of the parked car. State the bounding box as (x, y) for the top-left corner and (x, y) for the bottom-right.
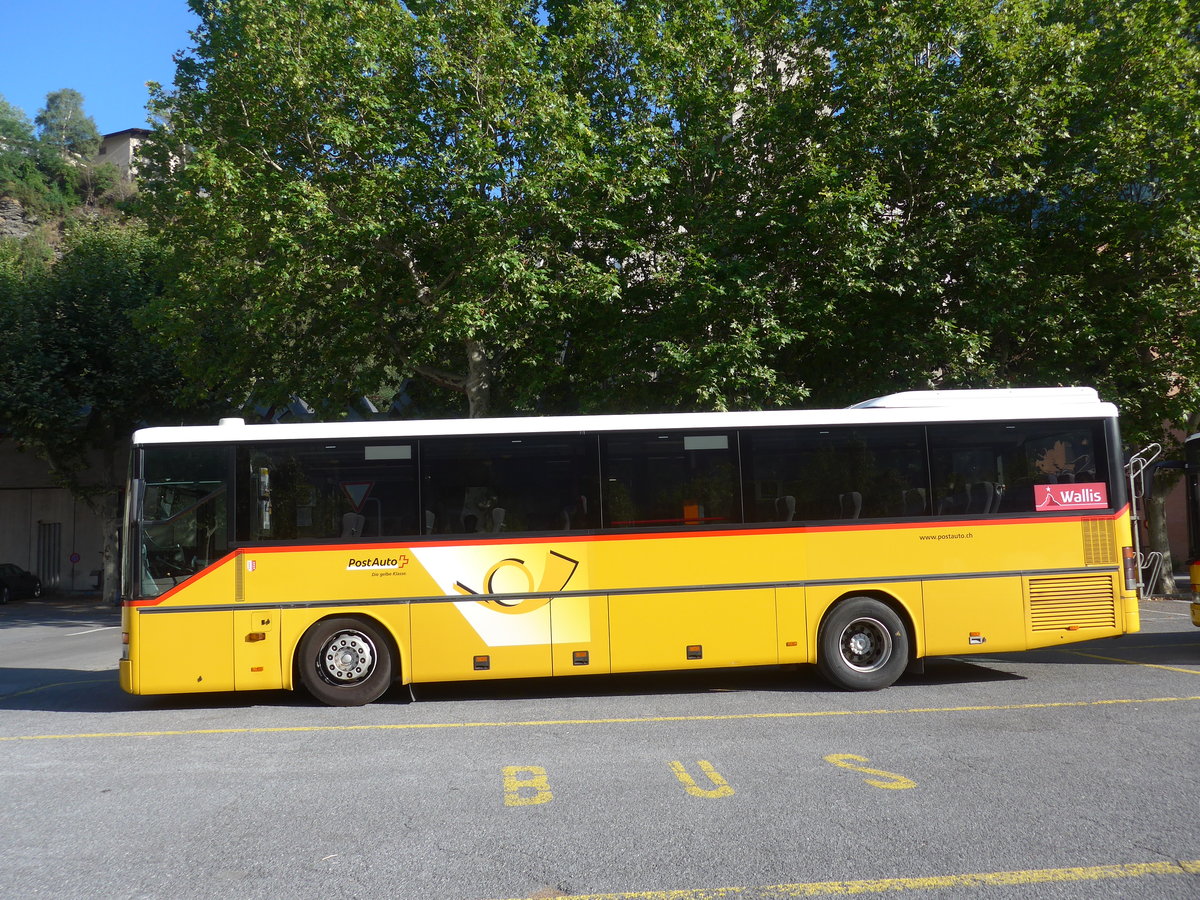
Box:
(0, 564), (42, 603)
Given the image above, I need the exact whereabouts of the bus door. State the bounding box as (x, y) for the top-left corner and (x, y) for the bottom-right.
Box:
(234, 603), (281, 689)
(233, 550), (283, 689)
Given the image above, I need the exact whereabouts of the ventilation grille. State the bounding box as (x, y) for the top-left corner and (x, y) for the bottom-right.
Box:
(1028, 575), (1117, 631)
(235, 554), (245, 603)
(1081, 518), (1115, 566)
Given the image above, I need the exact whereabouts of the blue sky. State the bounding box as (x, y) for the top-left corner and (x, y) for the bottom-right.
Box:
(0, 1), (200, 135)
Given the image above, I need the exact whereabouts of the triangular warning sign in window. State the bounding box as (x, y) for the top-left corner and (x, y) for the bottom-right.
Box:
(341, 482), (373, 512)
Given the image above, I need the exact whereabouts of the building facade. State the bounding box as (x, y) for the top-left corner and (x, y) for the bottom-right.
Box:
(0, 440), (112, 594)
(95, 128), (151, 181)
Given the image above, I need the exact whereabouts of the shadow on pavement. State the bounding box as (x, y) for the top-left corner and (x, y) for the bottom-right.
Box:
(1011, 631), (1200, 667)
(0, 660), (1029, 715)
(0, 669), (310, 715)
(0, 593), (119, 628)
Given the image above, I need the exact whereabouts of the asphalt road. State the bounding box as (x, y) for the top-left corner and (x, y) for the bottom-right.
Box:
(1, 595), (1197, 900)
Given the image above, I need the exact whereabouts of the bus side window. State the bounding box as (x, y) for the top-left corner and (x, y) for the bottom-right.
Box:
(740, 425), (926, 523)
(236, 443), (418, 541)
(600, 432), (739, 528)
(421, 434), (598, 536)
(928, 421), (1110, 515)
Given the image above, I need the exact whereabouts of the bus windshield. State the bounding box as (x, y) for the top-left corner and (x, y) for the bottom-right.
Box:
(136, 446), (230, 598)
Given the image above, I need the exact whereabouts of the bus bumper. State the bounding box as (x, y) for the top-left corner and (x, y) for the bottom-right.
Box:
(1124, 593), (1141, 634)
(119, 659), (134, 695)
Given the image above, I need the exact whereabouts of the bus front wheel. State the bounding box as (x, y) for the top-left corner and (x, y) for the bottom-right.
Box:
(297, 617), (396, 706)
(817, 597), (909, 691)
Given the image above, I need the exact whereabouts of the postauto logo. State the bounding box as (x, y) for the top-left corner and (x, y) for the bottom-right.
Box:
(346, 555), (409, 571)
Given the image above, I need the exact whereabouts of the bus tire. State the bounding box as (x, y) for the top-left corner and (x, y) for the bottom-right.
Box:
(297, 617), (396, 706)
(817, 597), (909, 691)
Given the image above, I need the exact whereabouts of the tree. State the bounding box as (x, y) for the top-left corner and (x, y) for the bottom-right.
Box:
(138, 2), (1199, 516)
(0, 222), (206, 602)
(779, 0), (1199, 588)
(0, 93), (35, 150)
(2, 90), (118, 215)
(538, 0), (818, 413)
(34, 88), (101, 158)
(996, 1), (1200, 591)
(547, 0), (1200, 586)
(0, 93), (46, 207)
(139, 0), (669, 418)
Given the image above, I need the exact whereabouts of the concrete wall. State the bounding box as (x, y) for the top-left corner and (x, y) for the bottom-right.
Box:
(0, 488), (105, 592)
(96, 129), (150, 181)
(0, 442), (111, 594)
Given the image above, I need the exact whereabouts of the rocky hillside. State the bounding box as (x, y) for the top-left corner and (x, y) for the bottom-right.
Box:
(0, 196), (39, 240)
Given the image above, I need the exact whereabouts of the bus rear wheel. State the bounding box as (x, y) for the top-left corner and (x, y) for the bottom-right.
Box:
(817, 597), (909, 691)
(297, 617), (395, 706)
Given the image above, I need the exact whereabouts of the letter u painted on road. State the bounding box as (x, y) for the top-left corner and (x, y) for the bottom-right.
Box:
(668, 760), (735, 798)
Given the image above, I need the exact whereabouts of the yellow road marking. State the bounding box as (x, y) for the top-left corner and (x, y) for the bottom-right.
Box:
(824, 754), (916, 790)
(1061, 650), (1200, 675)
(494, 859), (1200, 899)
(667, 760), (735, 798)
(502, 765), (553, 807)
(1, 695), (1198, 742)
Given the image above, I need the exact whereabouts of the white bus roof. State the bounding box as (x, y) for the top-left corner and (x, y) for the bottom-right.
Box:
(132, 388), (1117, 446)
(851, 387), (1100, 408)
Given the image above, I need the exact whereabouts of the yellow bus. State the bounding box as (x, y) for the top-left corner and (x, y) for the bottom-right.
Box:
(120, 387), (1141, 705)
(1181, 433), (1200, 627)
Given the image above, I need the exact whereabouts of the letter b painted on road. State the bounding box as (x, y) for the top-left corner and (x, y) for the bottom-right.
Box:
(502, 765), (553, 807)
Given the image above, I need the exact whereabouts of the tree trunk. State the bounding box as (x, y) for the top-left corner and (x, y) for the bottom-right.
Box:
(1144, 413), (1199, 597)
(100, 490), (123, 605)
(1146, 487), (1176, 596)
(407, 341), (493, 418)
(96, 440), (126, 605)
(465, 339), (492, 419)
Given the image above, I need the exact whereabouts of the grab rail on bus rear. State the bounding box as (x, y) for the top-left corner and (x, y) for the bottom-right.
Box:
(1125, 443), (1162, 598)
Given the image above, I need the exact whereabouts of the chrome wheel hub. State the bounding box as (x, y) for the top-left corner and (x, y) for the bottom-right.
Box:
(840, 617), (892, 673)
(321, 631), (376, 683)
